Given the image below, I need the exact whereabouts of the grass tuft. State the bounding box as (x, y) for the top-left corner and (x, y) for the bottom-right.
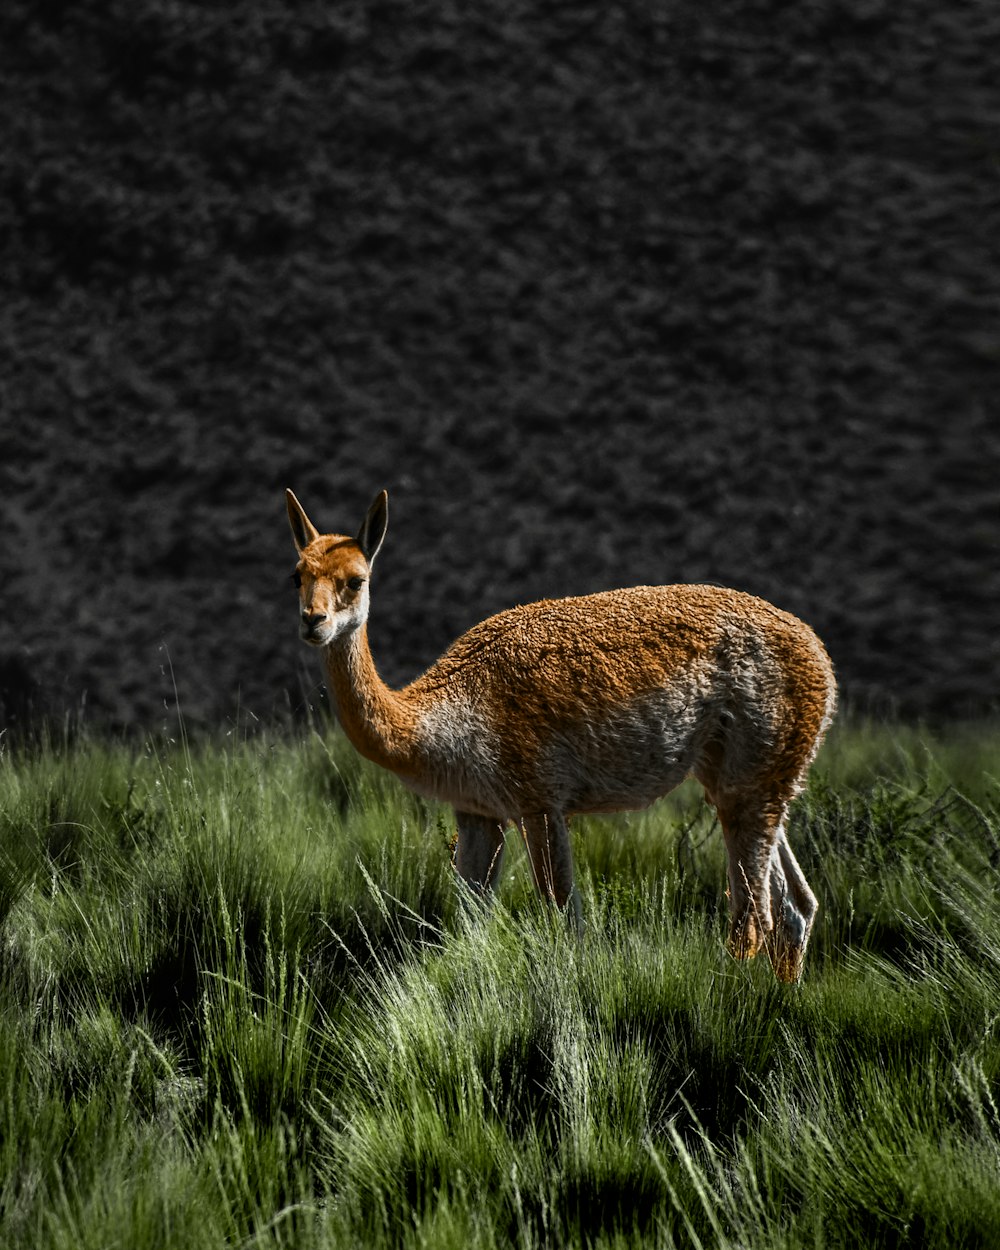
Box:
(0, 719), (998, 1247)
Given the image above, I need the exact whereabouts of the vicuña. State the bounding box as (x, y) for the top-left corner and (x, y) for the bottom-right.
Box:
(286, 488), (836, 982)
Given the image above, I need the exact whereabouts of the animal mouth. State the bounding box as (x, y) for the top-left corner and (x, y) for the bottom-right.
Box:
(301, 625), (329, 646)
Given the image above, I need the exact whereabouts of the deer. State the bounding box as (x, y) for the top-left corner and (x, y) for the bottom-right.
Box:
(285, 488), (836, 982)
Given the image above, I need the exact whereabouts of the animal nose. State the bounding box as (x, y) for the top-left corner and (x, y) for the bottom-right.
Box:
(302, 611), (327, 630)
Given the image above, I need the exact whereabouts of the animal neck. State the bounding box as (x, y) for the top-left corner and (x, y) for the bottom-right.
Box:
(323, 625), (420, 775)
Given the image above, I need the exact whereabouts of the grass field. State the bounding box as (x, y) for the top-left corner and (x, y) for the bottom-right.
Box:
(1, 718), (999, 1248)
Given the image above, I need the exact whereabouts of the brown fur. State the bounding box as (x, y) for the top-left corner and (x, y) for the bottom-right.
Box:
(286, 488), (837, 982)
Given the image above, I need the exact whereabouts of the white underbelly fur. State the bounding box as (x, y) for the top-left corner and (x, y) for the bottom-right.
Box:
(413, 687), (714, 820)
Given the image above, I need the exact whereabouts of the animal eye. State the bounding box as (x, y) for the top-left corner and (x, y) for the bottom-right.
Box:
(347, 576), (364, 592)
(291, 570), (302, 589)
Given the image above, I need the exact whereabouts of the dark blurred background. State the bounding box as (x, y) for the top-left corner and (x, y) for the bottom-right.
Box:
(1, 0), (997, 737)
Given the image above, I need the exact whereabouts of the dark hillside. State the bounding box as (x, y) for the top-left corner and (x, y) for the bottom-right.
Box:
(1, 0), (997, 733)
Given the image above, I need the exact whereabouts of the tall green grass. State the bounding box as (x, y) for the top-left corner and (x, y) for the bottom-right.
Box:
(1, 718), (998, 1248)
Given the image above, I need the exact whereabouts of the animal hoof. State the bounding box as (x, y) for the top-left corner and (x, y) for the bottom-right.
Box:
(726, 913), (767, 962)
(765, 933), (805, 983)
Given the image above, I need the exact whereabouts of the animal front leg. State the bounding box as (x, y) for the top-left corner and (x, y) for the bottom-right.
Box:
(453, 811), (506, 898)
(520, 812), (582, 931)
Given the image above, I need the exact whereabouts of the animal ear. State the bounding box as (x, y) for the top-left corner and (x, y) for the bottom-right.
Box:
(357, 490), (388, 565)
(286, 489), (320, 553)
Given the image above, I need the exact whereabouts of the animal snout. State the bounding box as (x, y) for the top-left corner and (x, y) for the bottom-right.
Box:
(301, 610), (327, 631)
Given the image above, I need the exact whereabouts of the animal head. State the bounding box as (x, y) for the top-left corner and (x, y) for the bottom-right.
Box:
(285, 489), (388, 647)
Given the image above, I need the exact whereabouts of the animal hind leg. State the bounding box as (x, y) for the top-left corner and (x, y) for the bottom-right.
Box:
(765, 826), (818, 983)
(520, 812), (582, 931)
(713, 794), (786, 964)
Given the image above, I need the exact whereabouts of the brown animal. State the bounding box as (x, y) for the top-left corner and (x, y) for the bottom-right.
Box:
(286, 488), (836, 982)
